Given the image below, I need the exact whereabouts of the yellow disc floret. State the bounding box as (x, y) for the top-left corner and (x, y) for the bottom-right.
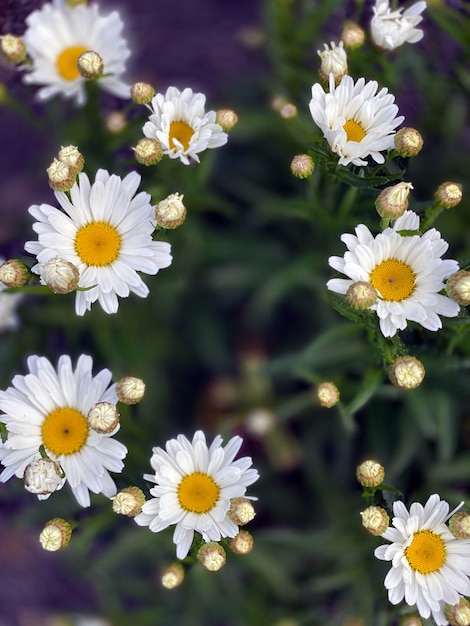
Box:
(42, 407), (89, 456)
(177, 472), (220, 513)
(75, 221), (121, 266)
(56, 45), (88, 80)
(370, 258), (415, 301)
(169, 121), (194, 152)
(405, 530), (446, 574)
(343, 119), (366, 143)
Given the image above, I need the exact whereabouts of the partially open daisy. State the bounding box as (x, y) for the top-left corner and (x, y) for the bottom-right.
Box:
(371, 0), (427, 52)
(22, 0), (130, 105)
(24, 169), (172, 315)
(374, 494), (470, 625)
(309, 74), (404, 166)
(143, 86), (228, 165)
(135, 431), (259, 559)
(0, 354), (127, 507)
(327, 211), (460, 337)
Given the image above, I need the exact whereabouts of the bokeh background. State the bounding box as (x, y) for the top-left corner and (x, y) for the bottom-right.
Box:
(1, 1), (470, 625)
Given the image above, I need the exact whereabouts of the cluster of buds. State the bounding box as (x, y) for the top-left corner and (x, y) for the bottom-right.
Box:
(47, 145), (84, 192)
(116, 376), (146, 404)
(0, 34), (27, 64)
(0, 259), (28, 288)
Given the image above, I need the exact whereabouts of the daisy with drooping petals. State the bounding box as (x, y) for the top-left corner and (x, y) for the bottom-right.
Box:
(143, 86), (228, 165)
(0, 354), (127, 507)
(327, 210), (460, 337)
(374, 494), (470, 625)
(309, 74), (404, 166)
(135, 430), (259, 559)
(22, 0), (130, 105)
(371, 0), (427, 52)
(24, 169), (172, 316)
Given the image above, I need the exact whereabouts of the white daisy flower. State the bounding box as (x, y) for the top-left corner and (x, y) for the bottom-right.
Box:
(374, 494), (470, 625)
(24, 169), (172, 316)
(143, 86), (228, 165)
(327, 210), (460, 337)
(135, 430), (259, 559)
(371, 0), (427, 52)
(0, 354), (127, 507)
(22, 0), (130, 105)
(0, 258), (22, 331)
(309, 74), (404, 166)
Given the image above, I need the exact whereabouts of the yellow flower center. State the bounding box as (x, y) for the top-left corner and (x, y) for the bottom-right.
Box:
(169, 121), (194, 152)
(405, 530), (446, 574)
(369, 258), (415, 301)
(74, 221), (121, 267)
(343, 119), (366, 143)
(177, 472), (220, 514)
(56, 45), (88, 81)
(42, 407), (89, 456)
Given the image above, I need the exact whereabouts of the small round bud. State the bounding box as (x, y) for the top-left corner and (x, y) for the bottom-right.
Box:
(446, 270), (470, 306)
(399, 616), (423, 626)
(360, 505), (389, 536)
(444, 597), (470, 626)
(280, 103), (297, 119)
(394, 127), (424, 157)
(228, 497), (256, 526)
(318, 41), (348, 84)
(0, 34), (27, 64)
(356, 460), (385, 487)
(106, 111), (127, 134)
(47, 158), (77, 192)
(389, 356), (425, 390)
(316, 382), (340, 408)
(229, 530), (254, 554)
(161, 563), (185, 589)
(216, 109), (238, 131)
(291, 154), (314, 179)
(245, 407), (276, 437)
(77, 50), (103, 79)
(0, 259), (28, 287)
(197, 542), (226, 571)
(88, 401), (119, 434)
(24, 457), (65, 496)
(154, 193), (187, 229)
(435, 182), (463, 209)
(39, 518), (72, 551)
(341, 20), (365, 49)
(346, 281), (377, 310)
(116, 376), (146, 404)
(375, 182), (413, 220)
(111, 486), (146, 516)
(448, 512), (470, 539)
(133, 137), (164, 166)
(39, 256), (80, 294)
(130, 81), (155, 105)
(58, 145), (84, 174)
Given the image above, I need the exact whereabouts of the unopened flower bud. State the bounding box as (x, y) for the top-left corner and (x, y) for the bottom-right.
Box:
(24, 457), (65, 496)
(318, 41), (348, 84)
(133, 137), (164, 166)
(229, 530), (254, 554)
(346, 281), (377, 309)
(435, 182), (463, 209)
(77, 50), (103, 79)
(0, 259), (28, 287)
(444, 597), (470, 626)
(39, 518), (72, 551)
(106, 111), (127, 134)
(130, 81), (155, 105)
(154, 193), (187, 229)
(47, 158), (77, 192)
(40, 257), (80, 294)
(360, 505), (389, 536)
(400, 615), (423, 626)
(280, 103), (297, 119)
(116, 376), (146, 404)
(88, 401), (119, 434)
(394, 127), (424, 157)
(228, 498), (256, 525)
(375, 182), (413, 219)
(0, 34), (27, 64)
(111, 486), (146, 516)
(58, 145), (84, 174)
(245, 407), (276, 437)
(449, 512), (470, 540)
(316, 382), (340, 408)
(216, 109), (238, 131)
(389, 356), (425, 389)
(197, 542), (226, 571)
(356, 460), (384, 487)
(341, 20), (365, 49)
(291, 154), (314, 179)
(161, 563), (185, 589)
(446, 270), (470, 306)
